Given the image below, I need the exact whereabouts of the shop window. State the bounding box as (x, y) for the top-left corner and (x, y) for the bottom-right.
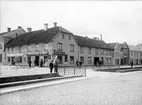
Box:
(8, 57), (10, 62)
(70, 56), (74, 64)
(58, 56), (62, 64)
(65, 55), (68, 62)
(88, 57), (92, 64)
(0, 54), (2, 62)
(80, 56), (84, 64)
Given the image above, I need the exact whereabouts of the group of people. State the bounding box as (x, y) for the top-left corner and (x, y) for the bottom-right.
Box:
(28, 58), (59, 74)
(76, 61), (82, 67)
(28, 59), (44, 68)
(49, 59), (59, 74)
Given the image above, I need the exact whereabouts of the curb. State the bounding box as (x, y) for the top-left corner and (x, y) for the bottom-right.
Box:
(0, 75), (83, 88)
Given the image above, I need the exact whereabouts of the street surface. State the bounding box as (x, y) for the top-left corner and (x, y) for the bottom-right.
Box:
(0, 69), (142, 105)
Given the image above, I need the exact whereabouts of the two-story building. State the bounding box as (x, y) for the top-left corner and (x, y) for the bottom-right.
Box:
(128, 45), (142, 65)
(5, 23), (114, 66)
(73, 35), (113, 66)
(0, 27), (26, 64)
(108, 43), (121, 65)
(5, 23), (79, 66)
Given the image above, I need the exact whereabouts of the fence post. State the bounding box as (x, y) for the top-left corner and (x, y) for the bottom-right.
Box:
(64, 66), (65, 75)
(85, 66), (86, 77)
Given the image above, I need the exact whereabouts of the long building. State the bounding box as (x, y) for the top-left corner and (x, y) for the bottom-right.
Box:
(5, 23), (113, 66)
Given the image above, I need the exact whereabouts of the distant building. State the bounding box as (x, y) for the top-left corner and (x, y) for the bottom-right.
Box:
(0, 26), (26, 64)
(128, 45), (142, 65)
(5, 23), (113, 66)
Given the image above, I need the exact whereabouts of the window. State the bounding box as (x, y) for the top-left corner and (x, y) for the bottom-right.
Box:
(80, 56), (84, 64)
(88, 57), (92, 64)
(70, 44), (74, 52)
(69, 35), (71, 40)
(95, 49), (99, 55)
(57, 43), (63, 51)
(80, 47), (84, 53)
(70, 56), (74, 64)
(58, 56), (63, 64)
(9, 48), (13, 53)
(28, 45), (32, 52)
(65, 55), (68, 62)
(35, 44), (39, 51)
(8, 57), (10, 62)
(44, 44), (48, 50)
(62, 34), (65, 39)
(16, 57), (22, 63)
(19, 46), (22, 52)
(101, 49), (104, 55)
(88, 48), (92, 54)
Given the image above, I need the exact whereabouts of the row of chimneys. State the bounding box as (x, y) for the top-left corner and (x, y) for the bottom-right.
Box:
(7, 22), (58, 32)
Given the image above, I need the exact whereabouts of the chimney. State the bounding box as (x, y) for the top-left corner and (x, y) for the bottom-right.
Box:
(100, 34), (102, 40)
(53, 22), (57, 27)
(7, 28), (11, 32)
(27, 28), (32, 32)
(44, 23), (48, 31)
(18, 26), (22, 29)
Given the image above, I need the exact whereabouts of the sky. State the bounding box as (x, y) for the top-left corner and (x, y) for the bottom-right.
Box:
(0, 1), (142, 45)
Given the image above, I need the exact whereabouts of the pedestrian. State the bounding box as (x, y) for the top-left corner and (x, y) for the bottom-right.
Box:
(54, 59), (59, 73)
(131, 61), (133, 68)
(79, 61), (82, 67)
(28, 60), (31, 68)
(34, 60), (37, 66)
(76, 60), (79, 67)
(40, 59), (43, 67)
(49, 60), (54, 73)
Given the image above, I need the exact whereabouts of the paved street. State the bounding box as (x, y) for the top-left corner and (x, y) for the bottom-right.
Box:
(1, 70), (142, 105)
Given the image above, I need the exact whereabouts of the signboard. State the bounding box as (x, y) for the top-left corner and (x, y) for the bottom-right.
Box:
(53, 50), (65, 56)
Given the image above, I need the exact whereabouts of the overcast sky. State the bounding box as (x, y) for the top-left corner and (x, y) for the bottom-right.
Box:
(0, 1), (142, 45)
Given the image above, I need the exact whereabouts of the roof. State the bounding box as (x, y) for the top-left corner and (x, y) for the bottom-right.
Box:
(128, 45), (142, 51)
(6, 26), (73, 47)
(73, 35), (113, 50)
(0, 28), (25, 38)
(107, 43), (117, 49)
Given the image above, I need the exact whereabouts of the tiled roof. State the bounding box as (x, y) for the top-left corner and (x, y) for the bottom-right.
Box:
(107, 43), (117, 49)
(6, 26), (73, 47)
(128, 45), (142, 51)
(0, 28), (25, 37)
(73, 35), (113, 50)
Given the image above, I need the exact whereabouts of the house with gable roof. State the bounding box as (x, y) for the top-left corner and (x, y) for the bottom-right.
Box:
(0, 26), (26, 64)
(5, 23), (114, 66)
(5, 23), (79, 66)
(128, 45), (142, 64)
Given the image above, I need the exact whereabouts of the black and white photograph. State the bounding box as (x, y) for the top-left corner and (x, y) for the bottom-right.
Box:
(0, 0), (142, 105)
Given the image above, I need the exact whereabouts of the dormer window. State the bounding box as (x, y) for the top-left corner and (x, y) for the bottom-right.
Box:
(28, 45), (32, 52)
(35, 44), (39, 51)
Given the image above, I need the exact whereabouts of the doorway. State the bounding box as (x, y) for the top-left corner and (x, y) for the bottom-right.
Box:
(94, 57), (99, 65)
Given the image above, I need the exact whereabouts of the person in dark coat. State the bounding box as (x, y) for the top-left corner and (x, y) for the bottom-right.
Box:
(131, 61), (133, 68)
(40, 59), (43, 67)
(49, 60), (54, 73)
(76, 60), (79, 66)
(54, 60), (59, 73)
(28, 60), (32, 67)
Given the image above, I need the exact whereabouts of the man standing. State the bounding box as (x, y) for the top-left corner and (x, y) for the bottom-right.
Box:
(49, 60), (53, 73)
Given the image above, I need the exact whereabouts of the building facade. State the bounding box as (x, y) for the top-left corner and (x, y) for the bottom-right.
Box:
(128, 45), (142, 65)
(5, 23), (114, 66)
(0, 27), (26, 64)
